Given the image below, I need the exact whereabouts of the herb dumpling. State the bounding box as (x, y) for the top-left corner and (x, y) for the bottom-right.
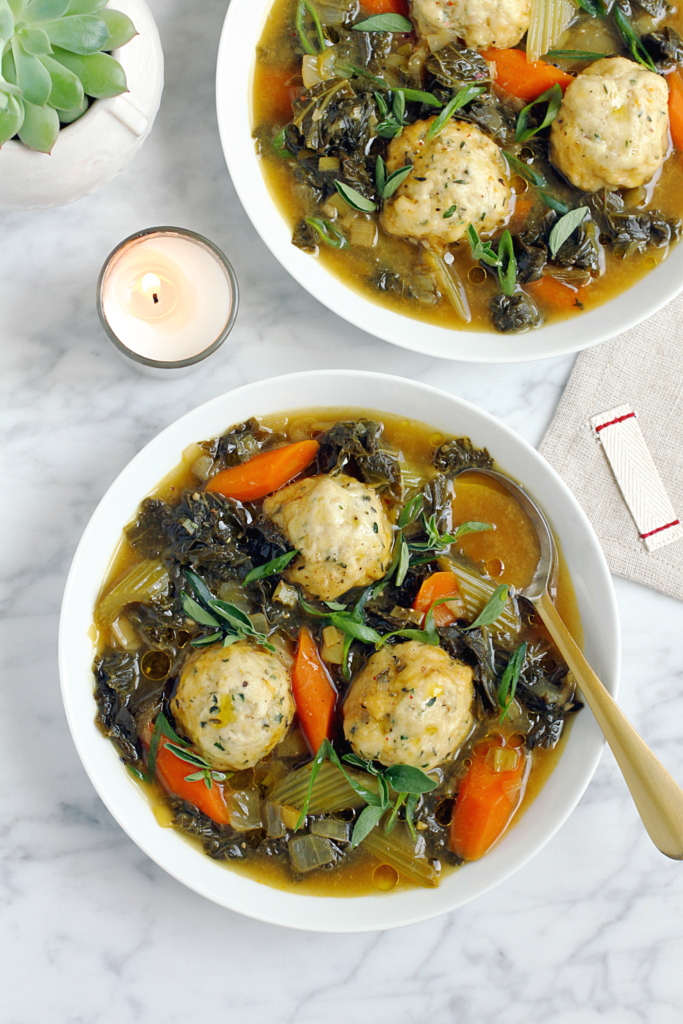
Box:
(412, 0), (531, 51)
(172, 642), (295, 770)
(380, 119), (511, 245)
(343, 641), (474, 771)
(262, 473), (393, 601)
(549, 57), (669, 192)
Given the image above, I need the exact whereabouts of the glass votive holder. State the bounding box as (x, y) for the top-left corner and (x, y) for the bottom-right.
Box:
(97, 226), (239, 379)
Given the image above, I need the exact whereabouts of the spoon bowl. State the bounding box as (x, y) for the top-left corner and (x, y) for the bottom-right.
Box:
(457, 466), (683, 860)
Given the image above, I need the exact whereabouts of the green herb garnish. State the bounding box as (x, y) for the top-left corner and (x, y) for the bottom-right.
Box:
(182, 570), (277, 652)
(466, 584), (511, 630)
(295, 739), (436, 846)
(399, 87), (443, 107)
(539, 192), (570, 215)
(147, 710), (189, 782)
(272, 125), (294, 159)
(502, 150), (546, 187)
(375, 155), (413, 198)
(548, 206), (589, 258)
(426, 84), (486, 140)
(163, 742), (229, 790)
(613, 5), (656, 72)
(296, 0), (325, 54)
(244, 550), (299, 584)
(515, 83), (563, 143)
(352, 12), (413, 32)
(497, 230), (517, 298)
(334, 179), (377, 212)
(467, 224), (502, 267)
(305, 217), (347, 248)
(546, 49), (607, 59)
(498, 641), (527, 723)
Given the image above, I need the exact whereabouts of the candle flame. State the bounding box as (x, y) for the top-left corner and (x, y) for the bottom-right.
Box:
(141, 272), (162, 299)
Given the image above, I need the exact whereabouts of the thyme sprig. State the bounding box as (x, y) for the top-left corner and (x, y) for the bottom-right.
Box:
(295, 739), (437, 844)
(181, 569), (277, 652)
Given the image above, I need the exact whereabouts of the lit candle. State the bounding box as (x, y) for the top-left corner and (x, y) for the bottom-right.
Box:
(97, 227), (238, 376)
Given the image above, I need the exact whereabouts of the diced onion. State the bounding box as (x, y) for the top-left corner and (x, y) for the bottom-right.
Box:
(302, 54), (323, 88)
(228, 787), (264, 831)
(318, 155), (340, 172)
(310, 817), (350, 842)
(485, 747), (520, 773)
(273, 580), (299, 607)
(191, 455), (214, 482)
(527, 0), (577, 62)
(289, 834), (336, 872)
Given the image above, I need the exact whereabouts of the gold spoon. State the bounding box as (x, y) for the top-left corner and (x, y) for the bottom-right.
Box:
(456, 468), (683, 860)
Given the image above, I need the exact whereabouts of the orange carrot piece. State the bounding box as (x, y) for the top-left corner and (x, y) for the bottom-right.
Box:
(668, 72), (683, 152)
(205, 439), (319, 502)
(412, 572), (464, 627)
(257, 67), (297, 124)
(293, 628), (338, 751)
(507, 196), (534, 232)
(527, 276), (586, 311)
(449, 739), (529, 860)
(481, 48), (574, 101)
(361, 0), (410, 15)
(293, 627), (338, 753)
(154, 734), (231, 825)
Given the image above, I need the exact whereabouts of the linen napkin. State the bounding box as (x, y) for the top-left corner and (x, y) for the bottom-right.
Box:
(539, 292), (683, 602)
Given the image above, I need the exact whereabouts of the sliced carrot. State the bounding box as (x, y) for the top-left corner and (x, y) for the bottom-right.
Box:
(527, 276), (587, 312)
(668, 71), (683, 152)
(256, 66), (297, 124)
(154, 734), (231, 825)
(412, 571), (464, 627)
(361, 0), (410, 15)
(449, 737), (529, 861)
(507, 196), (534, 232)
(205, 439), (319, 502)
(481, 48), (574, 101)
(292, 627), (338, 754)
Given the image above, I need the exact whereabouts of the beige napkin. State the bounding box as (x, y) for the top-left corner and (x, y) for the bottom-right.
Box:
(539, 292), (683, 602)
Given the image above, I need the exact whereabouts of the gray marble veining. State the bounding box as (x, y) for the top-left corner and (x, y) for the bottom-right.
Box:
(2, 1), (683, 1021)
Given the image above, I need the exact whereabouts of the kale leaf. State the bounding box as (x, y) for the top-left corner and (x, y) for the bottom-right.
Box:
(490, 292), (543, 333)
(316, 419), (402, 498)
(433, 437), (493, 476)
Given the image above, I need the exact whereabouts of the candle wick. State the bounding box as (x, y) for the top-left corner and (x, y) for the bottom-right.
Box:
(153, 293), (159, 304)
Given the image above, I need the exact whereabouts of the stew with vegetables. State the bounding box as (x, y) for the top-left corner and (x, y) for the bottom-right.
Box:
(92, 410), (583, 895)
(252, 0), (683, 334)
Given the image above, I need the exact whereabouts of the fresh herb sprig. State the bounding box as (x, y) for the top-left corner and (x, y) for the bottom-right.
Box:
(244, 550), (299, 584)
(426, 83), (486, 140)
(548, 207), (589, 258)
(335, 180), (377, 212)
(468, 226), (517, 297)
(374, 89), (409, 139)
(305, 216), (348, 248)
(408, 512), (492, 553)
(377, 584), (511, 648)
(352, 12), (413, 32)
(141, 711), (229, 789)
(375, 155), (413, 199)
(613, 4), (656, 71)
(181, 569), (277, 652)
(515, 83), (563, 143)
(498, 641), (527, 723)
(300, 585), (383, 679)
(502, 150), (546, 187)
(295, 739), (437, 844)
(296, 0), (325, 55)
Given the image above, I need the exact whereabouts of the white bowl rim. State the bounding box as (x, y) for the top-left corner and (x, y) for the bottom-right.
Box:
(215, 0), (683, 363)
(59, 369), (621, 931)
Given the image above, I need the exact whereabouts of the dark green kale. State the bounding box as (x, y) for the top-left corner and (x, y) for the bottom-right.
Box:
(209, 417), (284, 472)
(93, 651), (145, 765)
(425, 44), (492, 88)
(642, 26), (683, 70)
(433, 436), (494, 476)
(589, 190), (682, 254)
(490, 292), (543, 333)
(316, 419), (402, 498)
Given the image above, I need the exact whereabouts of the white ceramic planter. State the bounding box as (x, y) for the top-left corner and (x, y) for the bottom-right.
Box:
(0, 0), (164, 211)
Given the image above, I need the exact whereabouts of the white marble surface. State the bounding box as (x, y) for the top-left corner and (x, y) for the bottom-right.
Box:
(2, 1), (683, 1020)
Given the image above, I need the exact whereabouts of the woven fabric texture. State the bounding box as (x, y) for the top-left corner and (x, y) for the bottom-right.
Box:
(539, 293), (683, 601)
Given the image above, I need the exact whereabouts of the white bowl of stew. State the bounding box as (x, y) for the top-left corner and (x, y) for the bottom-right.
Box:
(59, 370), (620, 931)
(216, 0), (683, 362)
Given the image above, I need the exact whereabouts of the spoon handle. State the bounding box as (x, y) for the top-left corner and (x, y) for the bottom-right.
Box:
(536, 590), (683, 860)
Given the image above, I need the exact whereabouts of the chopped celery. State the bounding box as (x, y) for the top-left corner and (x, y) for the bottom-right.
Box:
(228, 787), (263, 831)
(437, 556), (520, 634)
(270, 760), (379, 813)
(264, 801), (287, 838)
(362, 822), (440, 888)
(95, 559), (170, 627)
(289, 834), (336, 872)
(310, 818), (351, 842)
(422, 249), (471, 323)
(527, 0), (576, 62)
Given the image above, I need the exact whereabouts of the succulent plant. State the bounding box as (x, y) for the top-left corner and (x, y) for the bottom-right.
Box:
(0, 0), (136, 153)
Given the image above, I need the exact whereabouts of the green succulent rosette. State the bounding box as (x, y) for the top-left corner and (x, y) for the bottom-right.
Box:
(0, 0), (136, 153)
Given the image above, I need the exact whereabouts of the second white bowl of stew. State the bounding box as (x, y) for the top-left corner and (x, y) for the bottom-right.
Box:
(60, 371), (620, 930)
(216, 0), (683, 360)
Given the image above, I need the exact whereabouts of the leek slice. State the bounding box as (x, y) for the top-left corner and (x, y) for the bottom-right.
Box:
(362, 823), (440, 888)
(422, 248), (471, 323)
(436, 556), (520, 634)
(95, 559), (170, 627)
(527, 0), (577, 62)
(269, 760), (379, 813)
